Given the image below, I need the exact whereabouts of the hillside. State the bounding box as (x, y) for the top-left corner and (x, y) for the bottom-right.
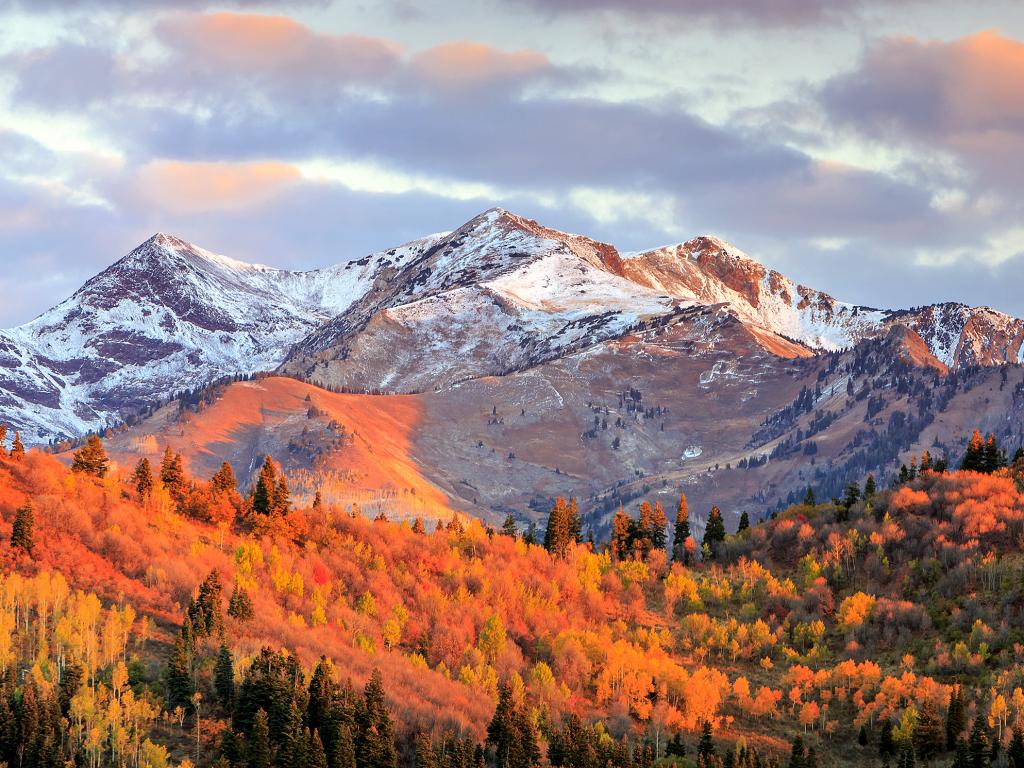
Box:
(4, 429), (1024, 767)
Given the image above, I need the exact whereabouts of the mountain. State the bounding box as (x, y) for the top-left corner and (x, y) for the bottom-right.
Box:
(0, 231), (443, 442)
(4, 207), (1024, 450)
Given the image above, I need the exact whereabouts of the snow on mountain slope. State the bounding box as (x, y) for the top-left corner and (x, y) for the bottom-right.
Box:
(623, 235), (1024, 365)
(0, 232), (442, 442)
(281, 209), (690, 391)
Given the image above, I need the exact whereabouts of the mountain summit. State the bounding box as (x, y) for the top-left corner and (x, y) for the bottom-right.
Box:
(2, 209), (1022, 442)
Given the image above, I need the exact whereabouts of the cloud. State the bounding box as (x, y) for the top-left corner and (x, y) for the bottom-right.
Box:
(409, 41), (552, 91)
(131, 160), (301, 214)
(0, 0), (324, 9)
(508, 0), (925, 27)
(821, 30), (1024, 193)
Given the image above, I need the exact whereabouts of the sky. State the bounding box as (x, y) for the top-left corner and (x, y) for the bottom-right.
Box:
(1, 1), (1023, 326)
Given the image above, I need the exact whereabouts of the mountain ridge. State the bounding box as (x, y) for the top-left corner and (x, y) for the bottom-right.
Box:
(3, 207), (1023, 444)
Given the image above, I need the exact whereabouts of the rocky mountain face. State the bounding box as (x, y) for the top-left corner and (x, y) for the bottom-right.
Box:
(4, 208), (1024, 449)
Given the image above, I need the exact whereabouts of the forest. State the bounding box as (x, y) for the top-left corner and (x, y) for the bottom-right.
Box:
(0, 427), (1023, 767)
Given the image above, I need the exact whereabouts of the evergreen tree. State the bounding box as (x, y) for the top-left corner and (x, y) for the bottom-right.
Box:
(544, 497), (574, 558)
(501, 512), (518, 539)
(864, 473), (877, 498)
(161, 447), (186, 505)
(165, 630), (194, 712)
(312, 490), (323, 512)
(308, 729), (329, 768)
(227, 584), (254, 622)
(737, 511), (750, 533)
(71, 434), (109, 478)
(672, 494), (691, 565)
(697, 721), (716, 761)
(357, 670), (397, 768)
(879, 719), (896, 758)
(703, 506), (726, 559)
(10, 432), (24, 461)
(567, 497), (583, 544)
(274, 475), (291, 516)
(412, 517), (426, 535)
(10, 502), (34, 557)
(252, 456), (278, 516)
(211, 461), (237, 494)
(306, 656), (339, 740)
(947, 685), (965, 750)
(133, 458), (154, 499)
(332, 724), (357, 768)
(803, 487), (816, 506)
(806, 745), (818, 768)
(788, 734), (806, 768)
(912, 698), (943, 762)
(968, 715), (990, 768)
(858, 724), (869, 746)
(611, 506), (633, 561)
(188, 570), (224, 638)
(215, 645), (235, 711)
(247, 709), (272, 768)
(983, 433), (1006, 473)
(0, 423), (6, 455)
(650, 501), (668, 550)
(524, 522), (538, 546)
(961, 430), (986, 472)
(1009, 727), (1024, 768)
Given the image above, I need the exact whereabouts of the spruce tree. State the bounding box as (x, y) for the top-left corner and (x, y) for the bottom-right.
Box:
(544, 497), (571, 558)
(252, 456), (278, 516)
(864, 473), (877, 498)
(227, 584), (254, 622)
(968, 715), (990, 768)
(357, 670), (396, 768)
(211, 462), (237, 494)
(308, 729), (329, 768)
(501, 512), (518, 539)
(611, 506), (633, 561)
(697, 721), (716, 761)
(412, 517), (426, 535)
(161, 447), (186, 505)
(274, 475), (291, 516)
(0, 423), (6, 455)
(788, 734), (806, 768)
(879, 719), (895, 758)
(10, 502), (34, 557)
(312, 490), (323, 512)
(247, 709), (272, 768)
(1009, 727), (1024, 768)
(737, 511), (750, 533)
(947, 685), (965, 750)
(71, 434), (109, 478)
(331, 723), (357, 768)
(672, 494), (691, 565)
(912, 698), (943, 762)
(214, 645), (235, 711)
(803, 487), (816, 506)
(650, 501), (668, 550)
(10, 432), (25, 461)
(165, 630), (194, 713)
(961, 430), (986, 472)
(703, 506), (726, 559)
(133, 458), (154, 499)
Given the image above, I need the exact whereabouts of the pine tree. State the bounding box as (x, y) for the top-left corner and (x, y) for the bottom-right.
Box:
(161, 447), (186, 505)
(165, 630), (194, 712)
(133, 458), (154, 499)
(968, 714), (990, 768)
(788, 734), (806, 768)
(501, 512), (518, 539)
(961, 430), (986, 472)
(227, 584), (254, 622)
(737, 511), (750, 533)
(703, 506), (726, 559)
(672, 494), (691, 565)
(71, 434), (109, 478)
(697, 721), (716, 761)
(912, 698), (943, 762)
(252, 456), (278, 516)
(247, 709), (272, 768)
(10, 502), (34, 557)
(10, 432), (25, 461)
(947, 685), (965, 750)
(357, 670), (397, 768)
(650, 501), (668, 550)
(1009, 727), (1024, 768)
(864, 473), (877, 498)
(611, 505), (633, 561)
(332, 723), (357, 768)
(214, 645), (235, 711)
(211, 461), (237, 494)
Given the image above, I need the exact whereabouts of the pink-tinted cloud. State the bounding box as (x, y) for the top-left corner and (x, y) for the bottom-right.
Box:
(155, 12), (404, 85)
(822, 30), (1024, 191)
(410, 42), (552, 91)
(133, 160), (301, 214)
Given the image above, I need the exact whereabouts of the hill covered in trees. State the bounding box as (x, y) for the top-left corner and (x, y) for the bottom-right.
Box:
(2, 428), (1024, 766)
